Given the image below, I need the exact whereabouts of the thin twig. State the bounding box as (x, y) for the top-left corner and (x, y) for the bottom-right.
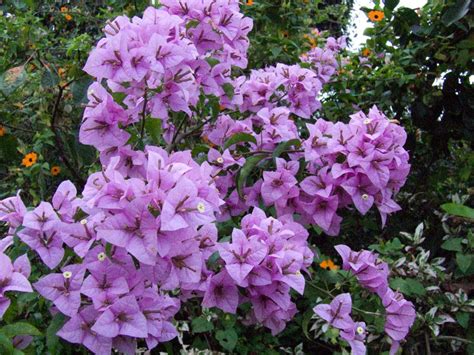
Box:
(0, 122), (36, 134)
(306, 282), (333, 297)
(424, 332), (432, 355)
(352, 307), (383, 317)
(139, 89), (148, 141)
(166, 115), (188, 153)
(435, 336), (474, 344)
(50, 81), (85, 186)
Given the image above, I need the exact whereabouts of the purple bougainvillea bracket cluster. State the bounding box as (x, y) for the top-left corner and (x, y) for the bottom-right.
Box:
(0, 1), (414, 354)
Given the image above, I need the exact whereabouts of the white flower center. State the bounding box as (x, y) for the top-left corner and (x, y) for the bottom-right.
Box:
(97, 252), (106, 261)
(361, 194), (369, 200)
(63, 271), (72, 279)
(80, 218), (87, 225)
(216, 157), (224, 164)
(363, 118), (371, 125)
(197, 202), (206, 213)
(356, 326), (364, 335)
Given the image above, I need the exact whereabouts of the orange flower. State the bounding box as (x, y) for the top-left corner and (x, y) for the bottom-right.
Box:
(362, 48), (371, 57)
(368, 10), (384, 22)
(0, 126), (5, 137)
(64, 14), (73, 21)
(21, 152), (38, 168)
(246, 0), (254, 5)
(58, 68), (66, 77)
(319, 259), (338, 271)
(60, 6), (68, 13)
(51, 166), (61, 176)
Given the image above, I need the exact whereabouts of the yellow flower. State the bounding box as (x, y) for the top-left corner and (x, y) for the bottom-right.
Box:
(60, 6), (68, 13)
(368, 10), (384, 22)
(362, 48), (371, 57)
(0, 126), (5, 137)
(64, 14), (73, 21)
(319, 259), (338, 271)
(51, 166), (61, 176)
(22, 152), (38, 168)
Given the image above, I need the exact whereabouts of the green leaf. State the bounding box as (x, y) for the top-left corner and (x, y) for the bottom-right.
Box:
(145, 118), (162, 144)
(302, 310), (314, 340)
(0, 322), (41, 338)
(272, 139), (301, 159)
(205, 58), (220, 67)
(390, 277), (426, 296)
(385, 0), (400, 11)
(111, 92), (126, 105)
(216, 329), (238, 351)
(236, 154), (267, 198)
(271, 47), (282, 58)
(0, 333), (13, 355)
(456, 312), (470, 329)
(0, 66), (27, 96)
(0, 135), (18, 162)
(223, 132), (257, 150)
(46, 313), (66, 354)
(468, 230), (474, 249)
(456, 253), (473, 273)
(191, 143), (210, 158)
(441, 203), (474, 219)
(441, 238), (464, 252)
(71, 77), (93, 104)
(222, 83), (235, 100)
(441, 0), (471, 26)
(186, 19), (199, 30)
(191, 317), (214, 333)
(41, 69), (59, 88)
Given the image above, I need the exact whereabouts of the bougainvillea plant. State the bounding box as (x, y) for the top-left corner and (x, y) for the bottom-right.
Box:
(0, 1), (415, 354)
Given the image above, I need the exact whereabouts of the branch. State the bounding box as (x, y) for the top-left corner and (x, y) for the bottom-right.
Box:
(166, 115), (215, 153)
(50, 81), (85, 186)
(139, 89), (148, 141)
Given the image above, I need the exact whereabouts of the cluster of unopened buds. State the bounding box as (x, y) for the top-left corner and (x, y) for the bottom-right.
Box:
(0, 1), (414, 354)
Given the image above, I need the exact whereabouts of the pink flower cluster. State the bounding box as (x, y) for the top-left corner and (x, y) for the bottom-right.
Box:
(0, 148), (312, 352)
(235, 64), (323, 118)
(301, 34), (346, 84)
(1, 147), (223, 353)
(334, 245), (416, 354)
(314, 294), (367, 354)
(0, 251), (32, 319)
(202, 106), (410, 235)
(81, 1), (252, 149)
(0, 1), (415, 353)
(204, 207), (313, 334)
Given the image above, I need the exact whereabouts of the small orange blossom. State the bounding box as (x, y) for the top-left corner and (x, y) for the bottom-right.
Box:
(51, 166), (61, 176)
(368, 10), (384, 22)
(22, 152), (38, 168)
(319, 259), (338, 271)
